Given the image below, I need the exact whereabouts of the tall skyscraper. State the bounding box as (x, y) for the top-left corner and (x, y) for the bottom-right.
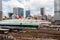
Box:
(54, 0), (60, 20)
(0, 0), (2, 21)
(41, 8), (44, 16)
(26, 10), (30, 18)
(13, 7), (24, 18)
(54, 0), (60, 24)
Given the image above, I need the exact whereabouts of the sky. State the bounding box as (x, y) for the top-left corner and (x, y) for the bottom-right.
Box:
(2, 0), (54, 17)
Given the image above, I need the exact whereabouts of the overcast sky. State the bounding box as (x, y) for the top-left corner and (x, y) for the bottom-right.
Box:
(2, 0), (54, 16)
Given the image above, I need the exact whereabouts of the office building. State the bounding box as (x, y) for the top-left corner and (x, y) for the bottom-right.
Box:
(0, 0), (2, 21)
(26, 10), (30, 18)
(41, 8), (46, 20)
(54, 0), (60, 24)
(0, 0), (2, 11)
(13, 7), (24, 18)
(41, 8), (44, 16)
(8, 13), (13, 19)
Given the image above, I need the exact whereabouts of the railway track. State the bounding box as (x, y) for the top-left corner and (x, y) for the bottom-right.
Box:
(0, 29), (60, 40)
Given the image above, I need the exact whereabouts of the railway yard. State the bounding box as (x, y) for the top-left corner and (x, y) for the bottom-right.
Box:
(0, 28), (60, 40)
(0, 19), (60, 40)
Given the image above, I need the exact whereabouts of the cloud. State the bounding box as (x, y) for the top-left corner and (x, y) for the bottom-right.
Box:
(23, 0), (54, 15)
(3, 0), (24, 8)
(2, 0), (54, 16)
(28, 0), (54, 15)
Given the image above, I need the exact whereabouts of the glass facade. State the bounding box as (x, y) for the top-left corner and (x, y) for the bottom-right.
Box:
(26, 10), (30, 18)
(41, 8), (44, 16)
(9, 13), (13, 19)
(18, 8), (24, 17)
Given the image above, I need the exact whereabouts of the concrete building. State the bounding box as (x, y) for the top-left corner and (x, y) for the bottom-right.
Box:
(13, 7), (24, 19)
(26, 10), (30, 18)
(33, 14), (42, 20)
(40, 8), (47, 20)
(0, 0), (2, 11)
(54, 0), (60, 24)
(0, 0), (2, 21)
(47, 15), (52, 21)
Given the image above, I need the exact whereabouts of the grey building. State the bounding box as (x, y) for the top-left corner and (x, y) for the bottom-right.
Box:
(0, 0), (2, 11)
(13, 7), (24, 18)
(0, 0), (2, 21)
(26, 10), (30, 18)
(54, 0), (60, 24)
(41, 8), (44, 16)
